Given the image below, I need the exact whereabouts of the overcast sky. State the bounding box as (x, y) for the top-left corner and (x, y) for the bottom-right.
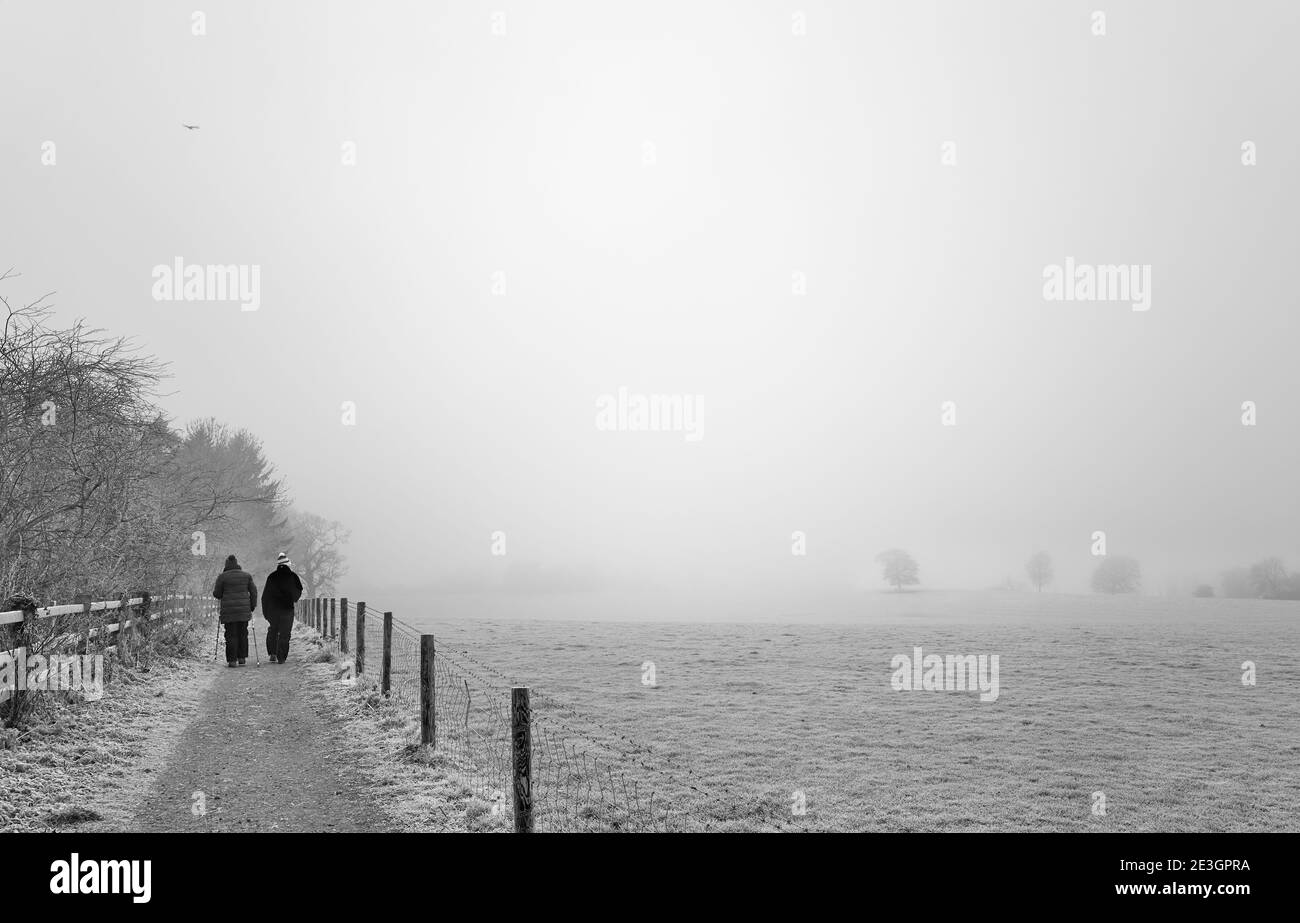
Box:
(2, 0), (1297, 616)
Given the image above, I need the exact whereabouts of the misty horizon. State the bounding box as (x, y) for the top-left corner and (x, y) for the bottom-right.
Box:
(3, 0), (1297, 620)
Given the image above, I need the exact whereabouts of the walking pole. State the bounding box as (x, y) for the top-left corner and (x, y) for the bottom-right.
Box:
(251, 622), (260, 667)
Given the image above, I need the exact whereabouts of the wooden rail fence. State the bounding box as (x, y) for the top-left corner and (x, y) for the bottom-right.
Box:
(1, 593), (218, 707)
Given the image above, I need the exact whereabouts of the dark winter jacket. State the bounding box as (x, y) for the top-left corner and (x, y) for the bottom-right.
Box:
(261, 565), (303, 620)
(213, 561), (258, 623)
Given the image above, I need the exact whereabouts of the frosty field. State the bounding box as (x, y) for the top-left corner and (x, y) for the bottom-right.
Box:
(395, 591), (1299, 831)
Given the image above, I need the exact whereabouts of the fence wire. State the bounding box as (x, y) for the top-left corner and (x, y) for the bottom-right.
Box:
(302, 596), (809, 832)
(430, 646), (514, 811)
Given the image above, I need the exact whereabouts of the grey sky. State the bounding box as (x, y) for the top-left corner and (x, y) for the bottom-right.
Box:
(2, 1), (1297, 615)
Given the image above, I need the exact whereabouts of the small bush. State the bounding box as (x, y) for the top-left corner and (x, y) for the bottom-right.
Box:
(152, 616), (201, 657)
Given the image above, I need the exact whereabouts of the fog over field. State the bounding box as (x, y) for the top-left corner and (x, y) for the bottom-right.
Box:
(391, 594), (1300, 831)
(3, 0), (1298, 614)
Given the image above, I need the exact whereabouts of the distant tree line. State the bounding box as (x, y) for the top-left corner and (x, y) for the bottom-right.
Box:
(0, 271), (347, 611)
(1008, 549), (1299, 600)
(1018, 551), (1143, 595)
(874, 545), (1300, 601)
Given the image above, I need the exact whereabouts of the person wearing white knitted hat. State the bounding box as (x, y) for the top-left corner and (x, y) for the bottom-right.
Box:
(261, 552), (303, 663)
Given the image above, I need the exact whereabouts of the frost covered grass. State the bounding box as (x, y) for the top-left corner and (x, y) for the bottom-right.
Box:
(400, 591), (1300, 832)
(295, 627), (501, 832)
(0, 618), (212, 832)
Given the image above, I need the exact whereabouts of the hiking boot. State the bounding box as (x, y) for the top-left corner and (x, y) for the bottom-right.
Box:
(226, 662), (236, 668)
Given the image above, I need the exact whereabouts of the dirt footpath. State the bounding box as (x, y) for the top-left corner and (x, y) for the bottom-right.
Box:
(133, 634), (384, 832)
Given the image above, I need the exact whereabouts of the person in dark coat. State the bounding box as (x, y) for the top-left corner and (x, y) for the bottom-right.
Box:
(212, 554), (258, 666)
(262, 552), (303, 663)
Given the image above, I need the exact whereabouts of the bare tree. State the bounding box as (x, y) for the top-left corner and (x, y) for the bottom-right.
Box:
(1025, 551), (1053, 592)
(1248, 557), (1288, 599)
(0, 271), (178, 599)
(287, 510), (350, 596)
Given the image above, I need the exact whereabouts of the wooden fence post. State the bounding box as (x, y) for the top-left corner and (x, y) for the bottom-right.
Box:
(420, 634), (436, 746)
(339, 598), (349, 654)
(117, 594), (131, 665)
(137, 592), (152, 669)
(329, 598), (337, 641)
(381, 612), (393, 696)
(12, 608), (32, 716)
(511, 686), (534, 833)
(355, 602), (366, 674)
(82, 599), (93, 655)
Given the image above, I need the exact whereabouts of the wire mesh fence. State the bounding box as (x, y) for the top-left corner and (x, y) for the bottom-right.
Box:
(297, 595), (810, 832)
(429, 644), (514, 813)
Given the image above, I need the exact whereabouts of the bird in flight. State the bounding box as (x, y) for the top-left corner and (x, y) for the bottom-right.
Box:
(182, 124), (200, 130)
